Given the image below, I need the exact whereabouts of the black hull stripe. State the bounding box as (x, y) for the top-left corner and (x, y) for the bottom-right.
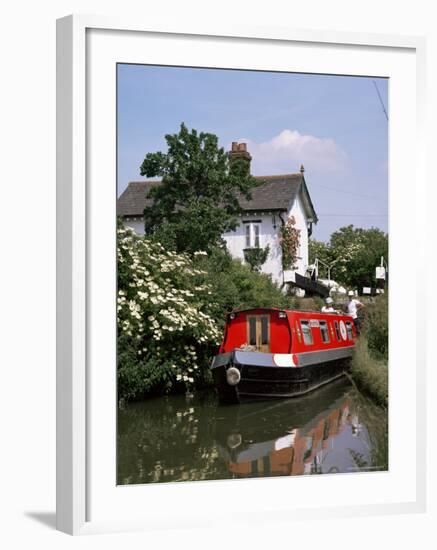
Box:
(237, 372), (347, 399)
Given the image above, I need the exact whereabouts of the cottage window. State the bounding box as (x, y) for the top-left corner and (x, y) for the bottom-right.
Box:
(245, 224), (251, 248)
(253, 224), (260, 247)
(300, 320), (313, 345)
(244, 222), (261, 248)
(319, 321), (330, 343)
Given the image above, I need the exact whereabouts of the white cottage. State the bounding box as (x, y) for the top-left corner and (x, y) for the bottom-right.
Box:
(117, 142), (324, 295)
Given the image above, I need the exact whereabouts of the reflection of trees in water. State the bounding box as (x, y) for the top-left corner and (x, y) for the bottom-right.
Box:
(117, 392), (229, 484)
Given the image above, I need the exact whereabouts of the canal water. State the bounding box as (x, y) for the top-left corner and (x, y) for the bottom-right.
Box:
(117, 378), (388, 485)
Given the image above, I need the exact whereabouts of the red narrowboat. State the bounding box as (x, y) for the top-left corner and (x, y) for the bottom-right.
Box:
(211, 308), (357, 403)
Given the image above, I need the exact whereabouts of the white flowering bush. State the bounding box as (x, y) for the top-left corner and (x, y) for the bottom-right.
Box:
(117, 225), (221, 401)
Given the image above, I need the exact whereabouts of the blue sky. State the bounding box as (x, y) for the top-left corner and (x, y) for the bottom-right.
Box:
(117, 64), (388, 242)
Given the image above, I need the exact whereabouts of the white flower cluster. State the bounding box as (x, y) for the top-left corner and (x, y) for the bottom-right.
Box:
(117, 225), (221, 389)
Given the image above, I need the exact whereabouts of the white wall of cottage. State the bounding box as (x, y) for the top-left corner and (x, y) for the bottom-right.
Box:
(124, 218), (146, 235)
(123, 193), (310, 288)
(222, 193), (310, 286)
(222, 213), (283, 285)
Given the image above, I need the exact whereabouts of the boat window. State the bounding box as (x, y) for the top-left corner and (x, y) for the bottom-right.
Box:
(300, 320), (313, 345)
(260, 316), (269, 345)
(248, 317), (257, 345)
(247, 314), (270, 351)
(319, 321), (330, 343)
(295, 321), (302, 343)
(345, 321), (354, 340)
(334, 321), (341, 341)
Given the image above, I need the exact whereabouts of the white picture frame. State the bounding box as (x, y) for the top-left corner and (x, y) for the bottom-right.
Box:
(56, 14), (427, 535)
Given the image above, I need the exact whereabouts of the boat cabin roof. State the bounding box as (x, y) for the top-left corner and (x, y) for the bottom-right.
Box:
(226, 307), (348, 319)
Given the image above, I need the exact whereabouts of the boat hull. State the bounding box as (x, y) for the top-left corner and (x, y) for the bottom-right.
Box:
(211, 350), (352, 403)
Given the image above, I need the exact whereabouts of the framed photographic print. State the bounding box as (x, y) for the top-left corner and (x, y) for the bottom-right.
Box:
(56, 15), (427, 535)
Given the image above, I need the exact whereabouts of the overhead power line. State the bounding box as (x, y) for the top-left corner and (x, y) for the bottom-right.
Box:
(372, 80), (389, 121)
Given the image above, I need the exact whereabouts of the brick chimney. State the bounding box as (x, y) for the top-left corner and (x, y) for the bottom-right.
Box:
(229, 142), (252, 174)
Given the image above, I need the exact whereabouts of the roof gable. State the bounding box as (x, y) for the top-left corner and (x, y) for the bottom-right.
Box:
(296, 178), (318, 223)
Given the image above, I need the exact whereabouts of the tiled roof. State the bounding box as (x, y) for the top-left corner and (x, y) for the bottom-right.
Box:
(117, 174), (317, 220)
(238, 174), (301, 211)
(117, 181), (161, 217)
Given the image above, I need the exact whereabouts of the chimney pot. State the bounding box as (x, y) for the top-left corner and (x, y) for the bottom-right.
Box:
(300, 164), (305, 174)
(228, 141), (252, 174)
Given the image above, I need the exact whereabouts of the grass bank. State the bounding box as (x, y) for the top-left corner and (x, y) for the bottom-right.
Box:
(350, 336), (388, 408)
(349, 294), (388, 407)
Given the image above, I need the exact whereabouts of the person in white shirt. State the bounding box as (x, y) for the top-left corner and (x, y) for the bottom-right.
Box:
(321, 297), (337, 313)
(346, 290), (364, 333)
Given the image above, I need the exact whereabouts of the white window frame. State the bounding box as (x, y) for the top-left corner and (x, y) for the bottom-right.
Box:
(244, 222), (261, 249)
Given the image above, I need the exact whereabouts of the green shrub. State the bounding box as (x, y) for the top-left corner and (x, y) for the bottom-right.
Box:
(192, 248), (293, 330)
(243, 245), (270, 272)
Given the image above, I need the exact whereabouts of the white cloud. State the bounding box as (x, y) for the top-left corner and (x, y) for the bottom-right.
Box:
(236, 129), (347, 175)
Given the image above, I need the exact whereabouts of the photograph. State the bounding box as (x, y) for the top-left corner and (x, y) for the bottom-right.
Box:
(116, 64), (389, 485)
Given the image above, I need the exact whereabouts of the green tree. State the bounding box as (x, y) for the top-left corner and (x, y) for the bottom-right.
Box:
(309, 225), (388, 289)
(140, 123), (261, 254)
(308, 239), (333, 267)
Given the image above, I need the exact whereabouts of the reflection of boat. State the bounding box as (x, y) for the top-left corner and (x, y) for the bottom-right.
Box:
(214, 378), (364, 477)
(211, 308), (356, 403)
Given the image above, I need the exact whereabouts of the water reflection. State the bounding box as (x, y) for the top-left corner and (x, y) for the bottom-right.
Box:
(117, 378), (387, 485)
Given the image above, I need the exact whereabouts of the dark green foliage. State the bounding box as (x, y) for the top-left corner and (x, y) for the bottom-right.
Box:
(118, 336), (175, 401)
(362, 293), (389, 361)
(140, 123), (262, 254)
(192, 248), (293, 331)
